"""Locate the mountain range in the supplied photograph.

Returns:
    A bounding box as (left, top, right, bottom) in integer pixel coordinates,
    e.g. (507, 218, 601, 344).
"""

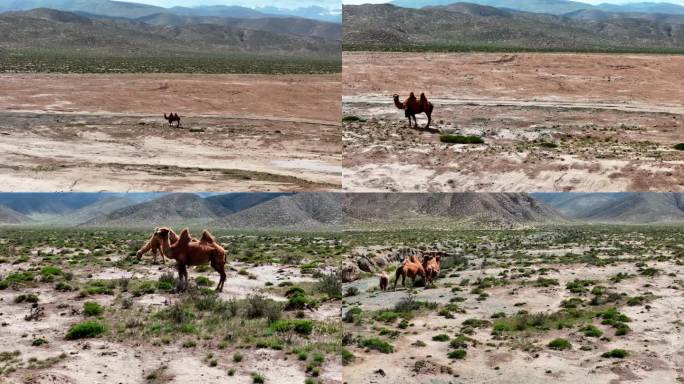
(0, 192, 339, 230)
(0, 8, 340, 56)
(0, 0, 341, 23)
(389, 0, 684, 15)
(533, 193, 684, 223)
(343, 2, 684, 51)
(1, 193, 682, 228)
(344, 193, 564, 228)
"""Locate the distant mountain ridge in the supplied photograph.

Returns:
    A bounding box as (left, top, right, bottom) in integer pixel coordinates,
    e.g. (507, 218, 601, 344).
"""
(0, 192, 342, 230)
(0, 8, 340, 56)
(0, 0, 341, 22)
(534, 193, 684, 223)
(0, 204, 31, 224)
(344, 193, 564, 228)
(389, 0, 684, 16)
(344, 2, 684, 51)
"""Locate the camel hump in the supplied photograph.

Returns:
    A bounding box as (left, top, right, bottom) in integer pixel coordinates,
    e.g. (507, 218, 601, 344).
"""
(419, 93, 430, 107)
(178, 228, 192, 244)
(200, 230, 215, 244)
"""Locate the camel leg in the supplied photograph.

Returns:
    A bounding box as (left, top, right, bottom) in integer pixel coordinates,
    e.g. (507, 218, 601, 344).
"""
(177, 263, 188, 291)
(211, 259, 226, 292)
(426, 112, 432, 129)
(136, 240, 153, 259)
(152, 248, 158, 264)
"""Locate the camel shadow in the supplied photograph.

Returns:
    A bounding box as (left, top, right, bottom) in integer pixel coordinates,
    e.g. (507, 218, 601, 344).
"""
(411, 126, 440, 134)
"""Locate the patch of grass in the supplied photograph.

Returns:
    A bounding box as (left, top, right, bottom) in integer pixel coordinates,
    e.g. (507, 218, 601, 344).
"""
(269, 319, 314, 336)
(440, 134, 484, 144)
(548, 338, 572, 350)
(0, 271, 34, 289)
(360, 337, 394, 353)
(14, 293, 39, 303)
(581, 325, 603, 338)
(65, 321, 105, 340)
(447, 349, 467, 359)
(432, 334, 450, 342)
(83, 301, 104, 316)
(341, 348, 355, 365)
(195, 276, 212, 287)
(252, 372, 266, 383)
(342, 115, 366, 123)
(233, 352, 244, 362)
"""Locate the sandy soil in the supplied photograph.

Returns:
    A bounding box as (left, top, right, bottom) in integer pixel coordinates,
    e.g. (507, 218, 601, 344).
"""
(0, 74, 341, 192)
(343, 256, 683, 384)
(342, 52, 684, 192)
(0, 240, 340, 384)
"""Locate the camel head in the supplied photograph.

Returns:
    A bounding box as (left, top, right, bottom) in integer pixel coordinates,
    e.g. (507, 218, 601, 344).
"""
(393, 94, 405, 110)
(157, 227, 171, 239)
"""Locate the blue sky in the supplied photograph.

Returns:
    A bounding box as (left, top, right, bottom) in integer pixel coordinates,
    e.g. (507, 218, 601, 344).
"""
(341, 0, 684, 4)
(120, 0, 341, 9)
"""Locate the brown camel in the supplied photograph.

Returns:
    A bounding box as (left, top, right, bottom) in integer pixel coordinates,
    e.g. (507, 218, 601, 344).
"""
(393, 255, 426, 290)
(137, 227, 205, 264)
(164, 112, 181, 127)
(136, 227, 179, 264)
(379, 271, 389, 291)
(422, 252, 444, 287)
(158, 228, 227, 292)
(393, 92, 434, 129)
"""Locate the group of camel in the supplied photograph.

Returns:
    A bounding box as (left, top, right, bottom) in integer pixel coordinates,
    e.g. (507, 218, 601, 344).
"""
(136, 227, 227, 292)
(378, 251, 445, 291)
(393, 92, 434, 130)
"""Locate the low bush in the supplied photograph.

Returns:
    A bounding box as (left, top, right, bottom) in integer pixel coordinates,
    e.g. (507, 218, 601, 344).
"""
(66, 321, 105, 339)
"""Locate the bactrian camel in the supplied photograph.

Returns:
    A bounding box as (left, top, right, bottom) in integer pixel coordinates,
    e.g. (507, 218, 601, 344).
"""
(393, 254, 426, 290)
(157, 228, 227, 292)
(393, 92, 434, 129)
(164, 113, 181, 127)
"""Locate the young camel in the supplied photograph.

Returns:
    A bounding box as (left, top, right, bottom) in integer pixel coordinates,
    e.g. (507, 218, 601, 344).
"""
(158, 228, 227, 292)
(378, 271, 389, 291)
(393, 255, 426, 290)
(393, 92, 434, 129)
(136, 227, 179, 264)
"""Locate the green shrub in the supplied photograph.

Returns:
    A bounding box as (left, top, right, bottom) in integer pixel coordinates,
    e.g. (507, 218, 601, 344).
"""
(360, 338, 393, 353)
(66, 321, 105, 339)
(375, 311, 400, 323)
(341, 348, 355, 365)
(582, 325, 603, 338)
(674, 143, 684, 151)
(432, 334, 450, 342)
(41, 266, 63, 278)
(195, 276, 212, 287)
(83, 301, 103, 316)
(0, 271, 34, 289)
(548, 338, 572, 350)
(269, 319, 313, 336)
(440, 134, 484, 144)
(448, 349, 467, 359)
(252, 373, 265, 383)
(233, 352, 243, 362)
(602, 349, 629, 358)
(539, 142, 559, 149)
(14, 293, 39, 303)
